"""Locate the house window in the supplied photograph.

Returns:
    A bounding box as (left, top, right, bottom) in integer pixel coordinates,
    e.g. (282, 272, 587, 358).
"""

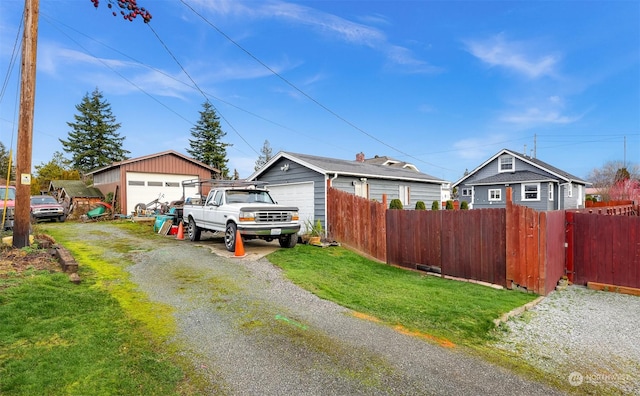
(499, 156, 514, 172)
(399, 185, 410, 206)
(522, 183, 540, 201)
(128, 181, 144, 186)
(548, 183, 553, 201)
(462, 188, 472, 196)
(148, 181, 163, 187)
(166, 182, 179, 187)
(488, 189, 501, 201)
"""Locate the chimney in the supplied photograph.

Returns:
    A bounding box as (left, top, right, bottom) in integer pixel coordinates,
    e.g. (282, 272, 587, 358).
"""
(356, 152, 365, 162)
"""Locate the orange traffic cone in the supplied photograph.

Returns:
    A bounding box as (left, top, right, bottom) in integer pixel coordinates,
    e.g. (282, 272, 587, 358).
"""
(233, 229, 246, 257)
(176, 221, 185, 240)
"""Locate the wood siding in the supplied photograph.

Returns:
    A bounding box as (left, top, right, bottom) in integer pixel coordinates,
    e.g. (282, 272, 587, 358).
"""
(92, 152, 214, 215)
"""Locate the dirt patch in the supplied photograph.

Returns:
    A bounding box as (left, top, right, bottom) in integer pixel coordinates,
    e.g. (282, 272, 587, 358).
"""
(0, 234, 62, 277)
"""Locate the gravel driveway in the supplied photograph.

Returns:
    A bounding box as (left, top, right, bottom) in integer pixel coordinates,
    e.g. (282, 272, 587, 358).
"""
(118, 230, 565, 396)
(493, 285, 640, 395)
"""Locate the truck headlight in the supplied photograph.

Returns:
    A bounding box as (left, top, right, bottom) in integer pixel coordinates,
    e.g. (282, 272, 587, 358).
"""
(239, 211, 255, 222)
(291, 212, 299, 221)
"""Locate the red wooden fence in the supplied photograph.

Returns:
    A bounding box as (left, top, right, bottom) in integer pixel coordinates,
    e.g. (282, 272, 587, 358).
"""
(505, 191, 566, 295)
(568, 213, 640, 289)
(327, 187, 386, 262)
(386, 209, 507, 287)
(326, 187, 639, 295)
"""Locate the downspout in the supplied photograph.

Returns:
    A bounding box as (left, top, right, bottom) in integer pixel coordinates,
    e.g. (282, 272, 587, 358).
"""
(326, 173, 339, 237)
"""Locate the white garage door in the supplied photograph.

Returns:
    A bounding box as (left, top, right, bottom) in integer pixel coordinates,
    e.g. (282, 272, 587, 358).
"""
(267, 182, 314, 234)
(126, 172, 199, 214)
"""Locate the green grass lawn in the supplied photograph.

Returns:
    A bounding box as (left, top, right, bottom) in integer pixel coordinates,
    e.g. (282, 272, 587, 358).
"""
(0, 270, 185, 395)
(267, 244, 538, 346)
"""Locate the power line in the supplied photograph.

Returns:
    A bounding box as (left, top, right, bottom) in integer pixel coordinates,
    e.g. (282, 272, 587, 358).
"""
(0, 8, 24, 104)
(179, 0, 453, 173)
(145, 23, 259, 156)
(41, 13, 195, 126)
(37, 13, 351, 160)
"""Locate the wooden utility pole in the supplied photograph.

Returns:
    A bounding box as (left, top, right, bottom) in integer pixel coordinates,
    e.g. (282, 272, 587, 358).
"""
(13, 0, 39, 248)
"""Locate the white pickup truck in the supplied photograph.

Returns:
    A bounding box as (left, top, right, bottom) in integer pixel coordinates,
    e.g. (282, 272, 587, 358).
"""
(181, 180, 300, 252)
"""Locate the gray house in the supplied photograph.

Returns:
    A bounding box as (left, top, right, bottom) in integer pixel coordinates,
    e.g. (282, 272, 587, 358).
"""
(248, 151, 449, 233)
(452, 148, 590, 210)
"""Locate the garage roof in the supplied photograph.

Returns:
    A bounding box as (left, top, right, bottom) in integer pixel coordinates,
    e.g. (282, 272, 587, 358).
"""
(250, 151, 448, 184)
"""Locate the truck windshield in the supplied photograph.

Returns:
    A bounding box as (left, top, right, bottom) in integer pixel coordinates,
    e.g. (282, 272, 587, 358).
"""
(0, 187, 16, 200)
(226, 190, 274, 204)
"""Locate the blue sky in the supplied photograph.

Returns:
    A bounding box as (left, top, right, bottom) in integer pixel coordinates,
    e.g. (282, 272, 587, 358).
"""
(0, 0, 638, 182)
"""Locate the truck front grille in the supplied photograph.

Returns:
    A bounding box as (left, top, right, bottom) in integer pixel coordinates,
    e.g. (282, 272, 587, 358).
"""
(255, 212, 292, 222)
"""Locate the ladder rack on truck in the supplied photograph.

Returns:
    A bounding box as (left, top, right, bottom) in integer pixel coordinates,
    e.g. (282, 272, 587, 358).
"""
(181, 179, 270, 201)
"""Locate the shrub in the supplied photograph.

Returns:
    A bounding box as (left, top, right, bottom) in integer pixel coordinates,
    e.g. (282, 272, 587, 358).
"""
(389, 199, 403, 210)
(415, 201, 426, 210)
(460, 201, 469, 210)
(445, 200, 454, 210)
(431, 201, 439, 210)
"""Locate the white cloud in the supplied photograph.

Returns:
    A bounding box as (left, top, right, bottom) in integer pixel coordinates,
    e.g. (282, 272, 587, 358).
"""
(464, 33, 560, 78)
(499, 95, 585, 126)
(196, 0, 437, 73)
(453, 134, 510, 160)
(500, 108, 580, 125)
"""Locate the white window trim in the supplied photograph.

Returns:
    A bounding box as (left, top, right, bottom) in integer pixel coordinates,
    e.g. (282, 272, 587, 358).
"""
(462, 188, 472, 196)
(488, 188, 502, 201)
(521, 182, 541, 201)
(548, 182, 553, 201)
(498, 155, 514, 173)
(399, 185, 410, 206)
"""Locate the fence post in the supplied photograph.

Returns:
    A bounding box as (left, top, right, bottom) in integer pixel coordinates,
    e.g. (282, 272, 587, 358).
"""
(565, 211, 575, 283)
(505, 187, 514, 289)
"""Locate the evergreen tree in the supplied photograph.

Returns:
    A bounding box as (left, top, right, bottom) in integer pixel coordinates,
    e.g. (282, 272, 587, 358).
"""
(186, 101, 231, 178)
(60, 88, 129, 174)
(0, 142, 15, 181)
(254, 140, 273, 171)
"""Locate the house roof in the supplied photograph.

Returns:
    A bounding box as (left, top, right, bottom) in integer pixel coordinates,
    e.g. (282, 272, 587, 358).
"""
(467, 170, 557, 186)
(452, 148, 590, 188)
(362, 156, 420, 172)
(250, 151, 447, 184)
(48, 180, 103, 198)
(85, 150, 219, 175)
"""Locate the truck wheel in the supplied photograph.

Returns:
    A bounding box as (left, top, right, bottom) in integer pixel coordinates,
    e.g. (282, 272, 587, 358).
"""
(188, 218, 201, 241)
(225, 223, 237, 252)
(278, 234, 298, 248)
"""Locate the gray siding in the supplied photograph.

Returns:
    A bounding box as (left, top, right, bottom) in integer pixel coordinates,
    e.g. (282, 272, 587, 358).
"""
(93, 168, 120, 184)
(256, 158, 326, 227)
(332, 176, 441, 209)
(460, 154, 588, 211)
(467, 181, 557, 211)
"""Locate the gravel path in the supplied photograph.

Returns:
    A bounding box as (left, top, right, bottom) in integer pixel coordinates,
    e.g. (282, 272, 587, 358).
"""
(493, 285, 640, 395)
(122, 235, 564, 396)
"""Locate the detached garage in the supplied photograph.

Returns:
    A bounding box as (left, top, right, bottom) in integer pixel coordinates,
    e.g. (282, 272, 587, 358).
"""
(248, 151, 447, 235)
(88, 150, 219, 216)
